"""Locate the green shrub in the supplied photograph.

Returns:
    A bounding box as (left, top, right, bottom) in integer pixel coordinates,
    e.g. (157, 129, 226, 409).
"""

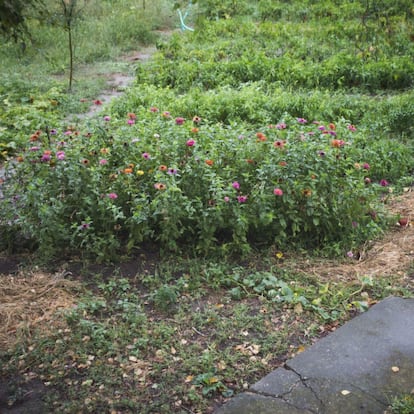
(1, 111, 407, 260)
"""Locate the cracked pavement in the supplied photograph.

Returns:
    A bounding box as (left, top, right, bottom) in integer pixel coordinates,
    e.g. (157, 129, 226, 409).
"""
(215, 296, 414, 414)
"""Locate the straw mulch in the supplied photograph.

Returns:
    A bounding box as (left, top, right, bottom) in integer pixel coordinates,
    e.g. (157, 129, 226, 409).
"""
(0, 271, 80, 350)
(286, 189, 414, 282)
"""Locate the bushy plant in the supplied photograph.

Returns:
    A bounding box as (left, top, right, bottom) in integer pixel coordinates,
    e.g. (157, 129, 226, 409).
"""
(1, 110, 406, 260)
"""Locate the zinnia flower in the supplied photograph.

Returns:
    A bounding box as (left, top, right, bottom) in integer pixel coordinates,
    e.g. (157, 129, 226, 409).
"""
(331, 139, 345, 148)
(273, 140, 285, 149)
(107, 193, 118, 199)
(103, 115, 111, 121)
(276, 123, 287, 129)
(380, 179, 389, 187)
(297, 118, 307, 124)
(347, 124, 357, 132)
(150, 107, 159, 113)
(159, 165, 168, 171)
(99, 159, 108, 165)
(232, 181, 240, 190)
(192, 116, 201, 123)
(56, 151, 65, 160)
(237, 195, 248, 203)
(175, 117, 185, 125)
(256, 132, 267, 142)
(186, 139, 195, 147)
(205, 159, 213, 166)
(154, 183, 167, 190)
(142, 152, 150, 159)
(273, 188, 283, 196)
(167, 168, 178, 175)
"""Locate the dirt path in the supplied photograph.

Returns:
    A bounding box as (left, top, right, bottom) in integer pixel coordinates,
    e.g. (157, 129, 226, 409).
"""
(67, 46, 157, 121)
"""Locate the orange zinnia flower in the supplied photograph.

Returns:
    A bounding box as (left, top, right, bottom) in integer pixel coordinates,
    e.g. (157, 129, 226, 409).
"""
(123, 168, 133, 174)
(256, 132, 267, 142)
(303, 189, 312, 197)
(331, 139, 345, 148)
(159, 165, 168, 171)
(205, 159, 214, 166)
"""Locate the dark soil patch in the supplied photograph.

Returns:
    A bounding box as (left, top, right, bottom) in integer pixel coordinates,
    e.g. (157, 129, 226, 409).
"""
(0, 377, 48, 414)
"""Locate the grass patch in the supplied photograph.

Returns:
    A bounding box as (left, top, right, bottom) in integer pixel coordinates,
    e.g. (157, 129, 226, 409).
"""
(1, 254, 412, 413)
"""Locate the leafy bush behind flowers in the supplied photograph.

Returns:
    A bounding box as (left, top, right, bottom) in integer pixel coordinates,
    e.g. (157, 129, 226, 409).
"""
(1, 109, 407, 261)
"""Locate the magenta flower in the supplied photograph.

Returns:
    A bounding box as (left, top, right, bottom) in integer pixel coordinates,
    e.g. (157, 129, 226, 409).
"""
(363, 163, 370, 170)
(99, 159, 108, 165)
(175, 117, 185, 125)
(142, 152, 150, 159)
(297, 118, 307, 124)
(167, 168, 178, 175)
(56, 151, 65, 160)
(150, 107, 159, 113)
(273, 188, 283, 196)
(224, 196, 230, 203)
(103, 115, 111, 121)
(232, 181, 240, 190)
(379, 179, 389, 187)
(41, 154, 51, 162)
(64, 130, 72, 136)
(276, 123, 287, 130)
(50, 129, 57, 135)
(107, 193, 118, 199)
(127, 119, 135, 125)
(237, 195, 248, 203)
(347, 125, 357, 132)
(29, 146, 40, 151)
(318, 126, 326, 131)
(186, 139, 195, 147)
(346, 251, 354, 258)
(78, 222, 90, 230)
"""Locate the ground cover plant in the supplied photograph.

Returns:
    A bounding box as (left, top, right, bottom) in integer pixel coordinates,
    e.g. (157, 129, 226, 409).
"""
(1, 0, 414, 413)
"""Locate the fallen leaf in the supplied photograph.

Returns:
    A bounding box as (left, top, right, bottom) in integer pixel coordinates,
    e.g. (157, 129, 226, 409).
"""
(391, 366, 400, 373)
(341, 390, 351, 395)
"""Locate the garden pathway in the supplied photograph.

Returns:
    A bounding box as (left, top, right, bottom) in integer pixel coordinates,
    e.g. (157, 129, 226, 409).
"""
(215, 296, 414, 414)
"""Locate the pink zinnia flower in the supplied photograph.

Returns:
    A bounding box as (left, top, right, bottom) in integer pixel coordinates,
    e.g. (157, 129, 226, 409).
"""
(107, 193, 118, 199)
(150, 107, 159, 112)
(379, 179, 389, 187)
(273, 188, 283, 196)
(276, 123, 287, 130)
(99, 159, 108, 165)
(363, 163, 370, 170)
(103, 116, 111, 121)
(127, 119, 135, 125)
(297, 118, 307, 124)
(224, 196, 230, 203)
(175, 117, 185, 125)
(142, 152, 150, 159)
(186, 139, 195, 147)
(348, 124, 357, 132)
(232, 182, 240, 190)
(56, 151, 65, 160)
(237, 195, 248, 203)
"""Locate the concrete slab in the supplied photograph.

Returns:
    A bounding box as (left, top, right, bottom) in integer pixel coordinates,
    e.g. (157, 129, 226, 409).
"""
(215, 296, 414, 414)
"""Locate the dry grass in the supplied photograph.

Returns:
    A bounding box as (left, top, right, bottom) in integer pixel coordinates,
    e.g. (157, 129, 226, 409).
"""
(0, 271, 80, 350)
(286, 189, 414, 282)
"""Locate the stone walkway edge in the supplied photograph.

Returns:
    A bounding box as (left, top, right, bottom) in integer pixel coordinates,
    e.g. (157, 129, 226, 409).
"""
(215, 296, 414, 414)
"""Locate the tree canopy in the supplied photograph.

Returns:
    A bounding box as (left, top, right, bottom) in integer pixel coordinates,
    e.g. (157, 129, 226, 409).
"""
(0, 0, 43, 40)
